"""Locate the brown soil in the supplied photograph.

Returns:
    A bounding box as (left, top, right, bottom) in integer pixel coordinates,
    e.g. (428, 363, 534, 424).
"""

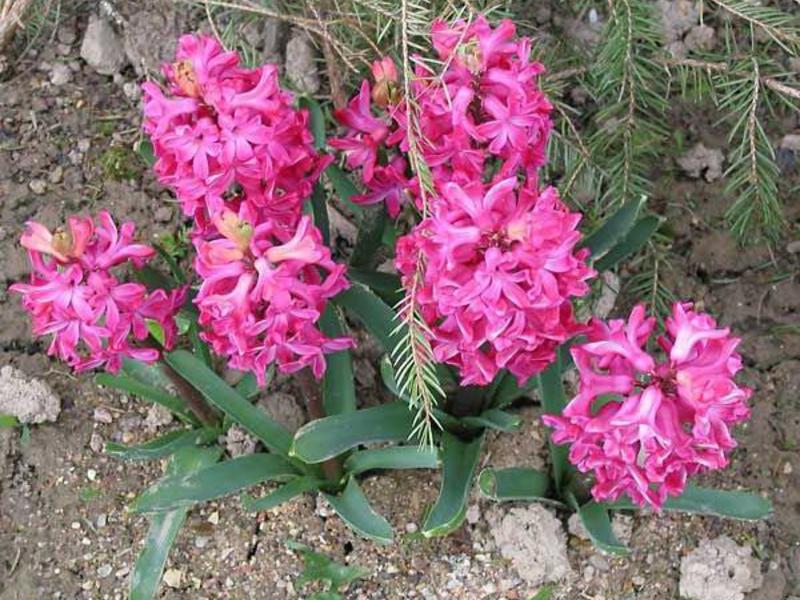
(1, 2, 799, 599)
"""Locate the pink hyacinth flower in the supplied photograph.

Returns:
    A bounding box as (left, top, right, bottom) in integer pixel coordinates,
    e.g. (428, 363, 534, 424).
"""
(11, 213, 186, 373)
(543, 303, 753, 510)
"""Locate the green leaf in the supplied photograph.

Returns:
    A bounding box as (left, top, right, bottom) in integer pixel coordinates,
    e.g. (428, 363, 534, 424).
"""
(478, 467, 550, 501)
(288, 540, 368, 591)
(95, 370, 198, 427)
(422, 432, 484, 537)
(234, 368, 272, 401)
(323, 477, 393, 544)
(344, 446, 439, 476)
(572, 499, 628, 555)
(325, 165, 363, 215)
(603, 485, 773, 520)
(538, 359, 572, 493)
(594, 215, 662, 272)
(311, 182, 331, 246)
(461, 409, 521, 432)
(105, 428, 218, 461)
(528, 586, 555, 600)
(292, 402, 415, 463)
(319, 306, 356, 415)
(350, 205, 387, 269)
(333, 285, 402, 353)
(581, 196, 645, 257)
(136, 139, 155, 167)
(129, 446, 220, 600)
(133, 453, 298, 513)
(242, 476, 325, 512)
(165, 350, 293, 456)
(346, 268, 403, 306)
(152, 242, 186, 284)
(0, 414, 18, 428)
(299, 96, 326, 150)
(491, 371, 538, 408)
(135, 265, 175, 291)
(187, 319, 213, 366)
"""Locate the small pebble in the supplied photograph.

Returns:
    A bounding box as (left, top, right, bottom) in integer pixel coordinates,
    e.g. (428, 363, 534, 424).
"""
(93, 407, 113, 424)
(50, 63, 72, 86)
(405, 523, 418, 534)
(787, 240, 800, 254)
(96, 514, 107, 528)
(163, 568, 183, 588)
(784, 461, 793, 475)
(97, 563, 113, 578)
(49, 165, 64, 184)
(208, 511, 220, 525)
(29, 179, 47, 195)
(154, 206, 173, 223)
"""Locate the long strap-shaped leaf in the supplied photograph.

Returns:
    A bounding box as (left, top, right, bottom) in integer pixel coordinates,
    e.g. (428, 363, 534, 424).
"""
(478, 467, 550, 502)
(594, 215, 662, 272)
(323, 477, 393, 544)
(422, 432, 484, 537)
(242, 475, 325, 512)
(292, 402, 416, 463)
(333, 285, 404, 353)
(319, 306, 356, 416)
(581, 196, 645, 257)
(570, 495, 628, 555)
(538, 358, 572, 493)
(603, 485, 773, 520)
(165, 350, 293, 456)
(105, 428, 218, 461)
(344, 446, 439, 476)
(132, 453, 298, 513)
(130, 446, 220, 600)
(95, 371, 197, 426)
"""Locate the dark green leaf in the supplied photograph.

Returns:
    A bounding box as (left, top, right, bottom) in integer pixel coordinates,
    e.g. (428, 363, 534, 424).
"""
(325, 165, 363, 215)
(478, 467, 550, 501)
(461, 409, 521, 432)
(581, 196, 645, 257)
(350, 205, 387, 269)
(152, 242, 186, 284)
(594, 215, 662, 272)
(0, 414, 18, 428)
(95, 370, 198, 426)
(422, 432, 484, 537)
(347, 268, 403, 305)
(105, 428, 218, 461)
(188, 319, 213, 366)
(299, 96, 326, 149)
(292, 402, 415, 463)
(344, 446, 439, 476)
(319, 306, 356, 415)
(133, 453, 298, 513)
(136, 139, 155, 167)
(130, 446, 220, 600)
(135, 265, 175, 291)
(572, 499, 628, 555)
(243, 476, 325, 512)
(323, 477, 393, 544)
(333, 285, 402, 353)
(165, 350, 293, 456)
(288, 540, 368, 591)
(538, 359, 572, 493)
(492, 371, 538, 408)
(603, 485, 773, 520)
(311, 183, 330, 246)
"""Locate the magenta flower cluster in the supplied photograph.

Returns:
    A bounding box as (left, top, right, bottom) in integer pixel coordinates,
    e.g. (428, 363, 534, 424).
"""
(395, 180, 594, 386)
(142, 34, 350, 383)
(330, 15, 553, 217)
(333, 16, 591, 386)
(543, 303, 752, 509)
(10, 213, 185, 372)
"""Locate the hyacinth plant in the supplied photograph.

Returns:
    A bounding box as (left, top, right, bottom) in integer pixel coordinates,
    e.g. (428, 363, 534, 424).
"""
(10, 16, 772, 600)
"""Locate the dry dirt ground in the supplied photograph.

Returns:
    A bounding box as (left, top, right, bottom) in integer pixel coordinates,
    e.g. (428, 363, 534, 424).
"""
(1, 2, 799, 599)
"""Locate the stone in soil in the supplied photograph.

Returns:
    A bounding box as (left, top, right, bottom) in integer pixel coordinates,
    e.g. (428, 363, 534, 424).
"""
(285, 30, 320, 94)
(487, 504, 572, 588)
(0, 365, 60, 424)
(80, 15, 127, 75)
(123, 9, 184, 76)
(677, 143, 725, 182)
(258, 392, 305, 433)
(679, 536, 763, 600)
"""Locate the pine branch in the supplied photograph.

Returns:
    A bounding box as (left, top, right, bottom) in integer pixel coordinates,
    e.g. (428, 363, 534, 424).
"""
(707, 0, 800, 54)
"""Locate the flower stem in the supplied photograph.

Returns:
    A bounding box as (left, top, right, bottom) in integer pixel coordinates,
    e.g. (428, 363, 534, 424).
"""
(295, 367, 342, 483)
(159, 360, 221, 428)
